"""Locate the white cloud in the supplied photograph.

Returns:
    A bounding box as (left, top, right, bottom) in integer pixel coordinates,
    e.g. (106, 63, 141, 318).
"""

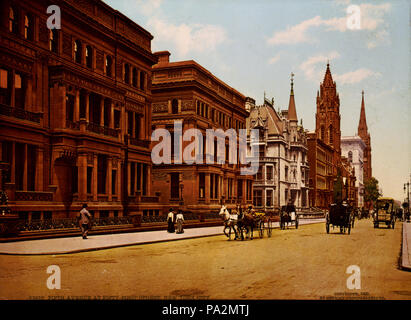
(299, 52, 380, 84)
(267, 3, 391, 47)
(148, 18, 227, 58)
(136, 0, 163, 16)
(300, 51, 341, 80)
(268, 54, 281, 65)
(334, 68, 381, 84)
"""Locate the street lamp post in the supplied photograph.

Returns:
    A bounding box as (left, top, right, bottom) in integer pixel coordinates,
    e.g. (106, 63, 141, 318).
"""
(404, 181, 410, 221)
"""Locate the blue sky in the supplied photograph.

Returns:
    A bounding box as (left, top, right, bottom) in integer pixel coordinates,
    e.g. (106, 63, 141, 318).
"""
(104, 0, 410, 201)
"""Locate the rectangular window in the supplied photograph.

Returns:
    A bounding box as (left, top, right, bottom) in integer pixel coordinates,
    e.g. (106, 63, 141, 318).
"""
(114, 110, 120, 129)
(44, 211, 52, 220)
(256, 165, 263, 180)
(253, 189, 262, 207)
(97, 155, 107, 194)
(128, 111, 133, 136)
(112, 170, 116, 195)
(104, 99, 111, 127)
(15, 143, 25, 190)
(199, 173, 205, 198)
(134, 113, 140, 139)
(266, 190, 273, 207)
(130, 162, 135, 195)
(237, 179, 243, 199)
(170, 173, 179, 199)
(87, 167, 93, 194)
(210, 173, 214, 199)
(66, 94, 75, 122)
(266, 166, 273, 180)
(27, 144, 36, 191)
(139, 71, 145, 90)
(136, 163, 141, 192)
(14, 73, 25, 109)
(0, 69, 11, 105)
(142, 164, 147, 196)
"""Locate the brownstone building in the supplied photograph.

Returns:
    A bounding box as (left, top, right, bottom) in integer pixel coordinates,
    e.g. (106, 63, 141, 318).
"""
(151, 51, 253, 216)
(308, 63, 356, 208)
(0, 0, 160, 222)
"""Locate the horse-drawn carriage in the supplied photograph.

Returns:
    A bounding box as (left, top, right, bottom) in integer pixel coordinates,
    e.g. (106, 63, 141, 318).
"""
(373, 197, 395, 229)
(326, 202, 352, 234)
(219, 205, 273, 240)
(279, 204, 299, 229)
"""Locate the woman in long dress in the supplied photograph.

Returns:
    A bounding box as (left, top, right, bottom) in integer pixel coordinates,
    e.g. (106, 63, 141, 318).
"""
(167, 208, 175, 233)
(175, 210, 184, 234)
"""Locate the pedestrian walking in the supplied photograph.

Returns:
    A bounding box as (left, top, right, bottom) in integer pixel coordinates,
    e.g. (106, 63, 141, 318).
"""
(78, 203, 92, 239)
(175, 210, 185, 234)
(167, 208, 175, 233)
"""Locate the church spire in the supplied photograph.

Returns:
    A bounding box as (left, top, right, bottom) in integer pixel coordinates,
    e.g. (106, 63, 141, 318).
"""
(323, 61, 334, 87)
(288, 72, 298, 122)
(358, 90, 368, 135)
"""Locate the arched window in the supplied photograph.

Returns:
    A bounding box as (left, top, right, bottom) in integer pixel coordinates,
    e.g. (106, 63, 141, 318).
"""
(74, 40, 82, 63)
(320, 125, 325, 141)
(9, 7, 18, 34)
(139, 71, 145, 90)
(24, 14, 33, 40)
(328, 125, 333, 145)
(132, 68, 138, 87)
(124, 64, 130, 84)
(105, 55, 113, 77)
(85, 45, 93, 68)
(49, 29, 59, 53)
(171, 99, 178, 114)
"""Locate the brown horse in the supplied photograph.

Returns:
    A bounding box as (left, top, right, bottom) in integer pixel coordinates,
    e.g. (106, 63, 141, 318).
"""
(237, 212, 257, 240)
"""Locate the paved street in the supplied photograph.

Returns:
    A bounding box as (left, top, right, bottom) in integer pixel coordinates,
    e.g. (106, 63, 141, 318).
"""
(0, 219, 410, 300)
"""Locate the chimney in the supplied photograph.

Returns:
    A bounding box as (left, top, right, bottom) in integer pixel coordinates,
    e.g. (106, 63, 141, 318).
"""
(154, 51, 171, 65)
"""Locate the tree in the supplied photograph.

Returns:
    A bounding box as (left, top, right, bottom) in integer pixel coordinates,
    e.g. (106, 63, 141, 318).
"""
(364, 177, 381, 209)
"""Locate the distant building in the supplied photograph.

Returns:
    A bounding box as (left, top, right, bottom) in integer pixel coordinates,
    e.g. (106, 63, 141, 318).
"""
(341, 136, 366, 208)
(307, 63, 357, 208)
(246, 75, 309, 212)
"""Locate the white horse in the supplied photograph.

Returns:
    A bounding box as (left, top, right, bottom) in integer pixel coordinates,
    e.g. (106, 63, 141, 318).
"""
(219, 205, 239, 239)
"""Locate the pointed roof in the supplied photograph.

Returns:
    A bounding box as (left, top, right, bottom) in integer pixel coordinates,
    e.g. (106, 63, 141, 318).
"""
(322, 61, 334, 87)
(288, 72, 298, 122)
(358, 90, 368, 134)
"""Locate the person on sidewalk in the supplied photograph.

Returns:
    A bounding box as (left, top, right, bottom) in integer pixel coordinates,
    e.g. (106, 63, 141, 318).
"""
(167, 208, 175, 233)
(78, 203, 92, 239)
(175, 210, 185, 234)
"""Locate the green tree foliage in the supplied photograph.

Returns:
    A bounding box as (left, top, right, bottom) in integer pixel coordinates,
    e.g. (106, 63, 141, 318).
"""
(364, 177, 381, 207)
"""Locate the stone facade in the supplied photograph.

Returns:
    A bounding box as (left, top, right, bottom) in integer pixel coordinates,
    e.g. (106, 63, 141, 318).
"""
(0, 0, 160, 221)
(341, 136, 366, 208)
(308, 63, 357, 209)
(246, 77, 309, 213)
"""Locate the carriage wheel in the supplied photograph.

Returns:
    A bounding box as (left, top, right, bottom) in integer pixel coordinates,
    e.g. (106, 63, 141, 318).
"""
(267, 220, 272, 237)
(259, 221, 264, 238)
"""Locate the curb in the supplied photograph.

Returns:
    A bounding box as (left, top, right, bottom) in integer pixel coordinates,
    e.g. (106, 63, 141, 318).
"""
(0, 219, 325, 256)
(401, 223, 411, 271)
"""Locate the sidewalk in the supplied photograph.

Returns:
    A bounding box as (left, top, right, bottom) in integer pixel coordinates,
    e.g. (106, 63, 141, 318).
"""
(0, 218, 324, 255)
(402, 222, 411, 271)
